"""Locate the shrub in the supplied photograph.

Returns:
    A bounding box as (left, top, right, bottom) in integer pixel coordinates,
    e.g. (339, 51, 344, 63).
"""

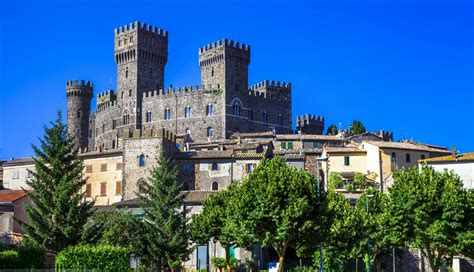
(55, 244, 130, 271)
(344, 182, 355, 192)
(328, 172, 343, 190)
(353, 172, 366, 189)
(0, 242, 45, 269)
(211, 257, 227, 270)
(0, 250, 19, 269)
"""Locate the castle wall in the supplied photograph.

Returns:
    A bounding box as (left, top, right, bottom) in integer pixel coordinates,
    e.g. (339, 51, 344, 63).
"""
(141, 88, 225, 141)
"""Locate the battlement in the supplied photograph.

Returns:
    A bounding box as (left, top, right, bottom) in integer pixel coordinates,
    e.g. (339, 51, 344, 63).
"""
(296, 114, 325, 135)
(97, 90, 116, 99)
(66, 80, 93, 89)
(96, 100, 118, 113)
(143, 85, 218, 100)
(66, 80, 93, 97)
(114, 21, 168, 38)
(249, 80, 291, 90)
(199, 38, 250, 55)
(373, 130, 393, 142)
(123, 127, 176, 142)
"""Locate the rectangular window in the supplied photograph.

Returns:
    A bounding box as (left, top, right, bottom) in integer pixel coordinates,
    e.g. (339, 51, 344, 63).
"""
(102, 123, 105, 133)
(85, 184, 92, 197)
(287, 142, 293, 150)
(116, 163, 122, 170)
(211, 163, 219, 171)
(246, 163, 253, 173)
(12, 170, 19, 179)
(86, 165, 93, 173)
(280, 142, 287, 149)
(101, 163, 107, 172)
(183, 164, 190, 172)
(100, 182, 107, 196)
(248, 109, 253, 120)
(421, 154, 426, 160)
(112, 119, 117, 129)
(344, 156, 350, 166)
(115, 181, 122, 196)
(406, 153, 411, 163)
(26, 170, 33, 178)
(146, 112, 152, 122)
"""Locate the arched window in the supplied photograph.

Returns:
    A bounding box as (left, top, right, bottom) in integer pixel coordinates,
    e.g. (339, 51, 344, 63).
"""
(211, 67, 214, 77)
(206, 104, 214, 116)
(232, 104, 241, 116)
(112, 139, 116, 149)
(77, 109, 82, 118)
(184, 106, 192, 118)
(139, 154, 145, 167)
(128, 89, 132, 97)
(123, 114, 130, 125)
(121, 91, 124, 99)
(207, 127, 213, 137)
(212, 181, 219, 191)
(164, 108, 171, 120)
(125, 67, 129, 78)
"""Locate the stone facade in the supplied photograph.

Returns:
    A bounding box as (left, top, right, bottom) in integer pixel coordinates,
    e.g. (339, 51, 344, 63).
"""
(67, 21, 296, 153)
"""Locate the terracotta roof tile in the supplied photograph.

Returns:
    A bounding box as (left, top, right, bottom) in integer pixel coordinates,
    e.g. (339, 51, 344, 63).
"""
(363, 141, 450, 153)
(420, 152, 474, 163)
(0, 190, 27, 203)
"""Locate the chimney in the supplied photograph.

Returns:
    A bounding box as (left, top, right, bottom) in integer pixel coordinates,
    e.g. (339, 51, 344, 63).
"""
(452, 147, 456, 159)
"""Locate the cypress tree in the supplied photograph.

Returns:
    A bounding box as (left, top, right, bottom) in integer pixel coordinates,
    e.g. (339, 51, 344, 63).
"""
(136, 153, 191, 270)
(16, 112, 94, 252)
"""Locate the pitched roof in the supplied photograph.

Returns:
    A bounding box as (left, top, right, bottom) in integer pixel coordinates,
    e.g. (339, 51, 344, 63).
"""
(0, 190, 27, 203)
(363, 141, 450, 153)
(420, 152, 474, 163)
(115, 190, 216, 208)
(276, 134, 344, 141)
(325, 146, 366, 153)
(174, 150, 265, 159)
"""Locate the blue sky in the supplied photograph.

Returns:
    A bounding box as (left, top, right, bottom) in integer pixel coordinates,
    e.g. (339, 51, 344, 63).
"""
(0, 0, 473, 159)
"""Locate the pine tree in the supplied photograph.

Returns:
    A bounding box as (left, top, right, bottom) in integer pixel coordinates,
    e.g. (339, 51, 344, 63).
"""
(16, 112, 94, 252)
(137, 153, 191, 270)
(326, 124, 338, 135)
(350, 120, 367, 135)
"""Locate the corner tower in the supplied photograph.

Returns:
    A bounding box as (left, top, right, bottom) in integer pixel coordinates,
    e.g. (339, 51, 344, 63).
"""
(199, 39, 250, 93)
(66, 80, 93, 150)
(114, 21, 168, 130)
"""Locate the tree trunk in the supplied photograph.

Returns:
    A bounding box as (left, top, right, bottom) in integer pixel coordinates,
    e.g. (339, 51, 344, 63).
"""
(276, 242, 288, 272)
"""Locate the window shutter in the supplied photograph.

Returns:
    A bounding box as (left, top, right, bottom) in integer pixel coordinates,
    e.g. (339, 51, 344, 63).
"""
(85, 184, 92, 197)
(115, 181, 122, 196)
(101, 163, 107, 172)
(100, 182, 106, 196)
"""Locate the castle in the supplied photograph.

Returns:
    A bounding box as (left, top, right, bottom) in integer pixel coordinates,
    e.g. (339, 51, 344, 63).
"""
(66, 21, 323, 154)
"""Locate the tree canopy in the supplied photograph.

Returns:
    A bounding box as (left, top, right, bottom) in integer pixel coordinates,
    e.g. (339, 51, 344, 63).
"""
(16, 112, 95, 252)
(350, 120, 366, 135)
(326, 124, 338, 135)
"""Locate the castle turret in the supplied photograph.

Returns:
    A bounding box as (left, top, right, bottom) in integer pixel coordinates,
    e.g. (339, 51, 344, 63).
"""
(114, 21, 168, 130)
(296, 114, 324, 135)
(66, 80, 93, 150)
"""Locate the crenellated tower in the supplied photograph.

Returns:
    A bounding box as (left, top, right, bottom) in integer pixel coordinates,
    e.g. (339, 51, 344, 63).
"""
(114, 21, 168, 130)
(199, 39, 250, 94)
(66, 80, 93, 150)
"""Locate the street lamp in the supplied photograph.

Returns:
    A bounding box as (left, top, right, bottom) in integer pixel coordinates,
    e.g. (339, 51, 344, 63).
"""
(316, 156, 328, 272)
(365, 194, 374, 272)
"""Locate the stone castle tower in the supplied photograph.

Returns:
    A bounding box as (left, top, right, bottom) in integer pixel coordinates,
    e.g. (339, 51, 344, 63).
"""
(114, 22, 168, 130)
(66, 21, 298, 153)
(66, 80, 93, 150)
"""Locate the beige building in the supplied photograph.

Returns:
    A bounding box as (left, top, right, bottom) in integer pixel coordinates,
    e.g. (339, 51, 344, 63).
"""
(322, 140, 450, 192)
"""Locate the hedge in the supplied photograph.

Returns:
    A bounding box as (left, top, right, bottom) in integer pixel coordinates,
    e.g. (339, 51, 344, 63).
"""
(55, 244, 130, 271)
(0, 242, 45, 269)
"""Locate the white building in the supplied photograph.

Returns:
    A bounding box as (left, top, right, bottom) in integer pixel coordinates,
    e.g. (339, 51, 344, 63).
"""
(420, 152, 474, 189)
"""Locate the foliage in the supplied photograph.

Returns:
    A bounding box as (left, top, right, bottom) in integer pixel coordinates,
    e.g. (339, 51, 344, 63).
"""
(314, 191, 365, 271)
(211, 257, 237, 270)
(350, 120, 366, 135)
(327, 172, 343, 190)
(0, 241, 45, 269)
(388, 165, 474, 271)
(326, 124, 338, 135)
(15, 112, 95, 252)
(136, 152, 191, 270)
(90, 209, 141, 248)
(353, 172, 366, 188)
(230, 157, 327, 272)
(191, 185, 238, 271)
(344, 182, 355, 192)
(55, 244, 129, 271)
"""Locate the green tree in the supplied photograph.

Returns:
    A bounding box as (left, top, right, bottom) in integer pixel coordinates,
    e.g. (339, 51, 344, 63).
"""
(328, 172, 343, 190)
(389, 165, 474, 271)
(326, 124, 338, 135)
(16, 112, 94, 252)
(315, 191, 365, 271)
(350, 120, 366, 135)
(191, 185, 238, 272)
(137, 153, 191, 270)
(231, 157, 326, 272)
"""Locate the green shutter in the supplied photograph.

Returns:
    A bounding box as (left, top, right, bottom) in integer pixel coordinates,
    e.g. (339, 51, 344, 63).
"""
(344, 156, 350, 166)
(281, 142, 287, 149)
(288, 142, 293, 150)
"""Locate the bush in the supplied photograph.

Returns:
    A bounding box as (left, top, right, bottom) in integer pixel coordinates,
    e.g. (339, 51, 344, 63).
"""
(55, 244, 130, 271)
(328, 173, 343, 190)
(0, 242, 45, 269)
(0, 250, 19, 269)
(353, 172, 366, 189)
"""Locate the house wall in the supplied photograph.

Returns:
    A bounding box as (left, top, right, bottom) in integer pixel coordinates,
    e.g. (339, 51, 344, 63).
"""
(426, 161, 474, 189)
(83, 155, 123, 206)
(2, 163, 35, 190)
